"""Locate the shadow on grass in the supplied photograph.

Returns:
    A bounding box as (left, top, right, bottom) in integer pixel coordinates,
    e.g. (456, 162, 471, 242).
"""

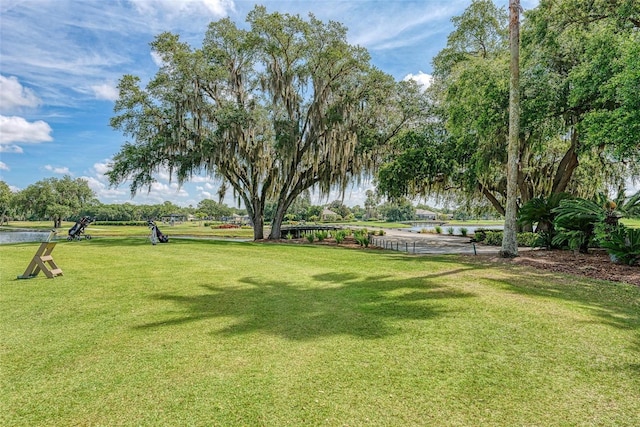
(487, 274, 640, 331)
(135, 269, 476, 340)
(467, 260, 640, 374)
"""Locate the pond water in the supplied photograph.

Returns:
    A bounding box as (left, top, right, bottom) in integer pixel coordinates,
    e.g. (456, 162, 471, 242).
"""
(0, 231, 57, 244)
(409, 225, 503, 236)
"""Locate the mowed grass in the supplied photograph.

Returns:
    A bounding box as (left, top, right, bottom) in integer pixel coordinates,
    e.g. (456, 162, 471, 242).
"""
(1, 238, 639, 426)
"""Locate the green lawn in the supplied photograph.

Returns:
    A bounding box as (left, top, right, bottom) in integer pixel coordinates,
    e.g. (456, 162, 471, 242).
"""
(1, 238, 639, 426)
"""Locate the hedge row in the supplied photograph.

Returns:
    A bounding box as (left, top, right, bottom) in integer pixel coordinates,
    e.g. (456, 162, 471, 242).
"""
(473, 229, 539, 247)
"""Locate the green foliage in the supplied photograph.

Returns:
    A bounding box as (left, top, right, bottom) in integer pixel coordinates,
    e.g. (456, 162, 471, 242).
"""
(0, 181, 13, 220)
(434, 226, 442, 234)
(518, 193, 573, 249)
(516, 232, 539, 248)
(552, 197, 621, 253)
(472, 228, 491, 242)
(478, 230, 538, 247)
(197, 199, 233, 220)
(379, 0, 639, 220)
(447, 227, 454, 235)
(334, 230, 347, 244)
(315, 231, 328, 242)
(14, 176, 95, 227)
(459, 227, 468, 237)
(377, 197, 416, 222)
(483, 231, 503, 246)
(597, 225, 640, 265)
(306, 233, 315, 243)
(353, 229, 370, 247)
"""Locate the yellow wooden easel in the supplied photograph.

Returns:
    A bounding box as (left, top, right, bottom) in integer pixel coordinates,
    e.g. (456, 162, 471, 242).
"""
(18, 242, 63, 279)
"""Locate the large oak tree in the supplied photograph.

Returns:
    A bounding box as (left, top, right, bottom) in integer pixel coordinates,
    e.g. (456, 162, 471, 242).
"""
(378, 0, 639, 218)
(108, 6, 421, 240)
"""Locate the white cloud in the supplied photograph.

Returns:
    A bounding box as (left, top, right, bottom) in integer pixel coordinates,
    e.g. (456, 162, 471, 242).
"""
(0, 161, 9, 171)
(91, 82, 119, 101)
(0, 115, 53, 145)
(404, 71, 432, 90)
(132, 0, 234, 19)
(0, 75, 40, 112)
(82, 175, 127, 199)
(150, 51, 166, 68)
(0, 144, 23, 154)
(44, 165, 71, 175)
(93, 161, 112, 175)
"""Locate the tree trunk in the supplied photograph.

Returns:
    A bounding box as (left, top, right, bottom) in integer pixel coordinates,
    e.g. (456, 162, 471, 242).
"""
(249, 198, 265, 240)
(268, 186, 302, 240)
(269, 203, 287, 240)
(501, 0, 520, 258)
(551, 131, 579, 194)
(479, 184, 506, 216)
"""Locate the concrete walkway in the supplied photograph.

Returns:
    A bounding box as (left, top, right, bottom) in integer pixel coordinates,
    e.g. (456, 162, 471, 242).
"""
(365, 227, 504, 255)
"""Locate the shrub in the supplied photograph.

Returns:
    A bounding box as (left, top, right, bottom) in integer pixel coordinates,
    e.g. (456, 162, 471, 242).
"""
(516, 232, 538, 247)
(434, 226, 442, 234)
(459, 227, 468, 237)
(355, 234, 370, 247)
(315, 230, 328, 241)
(377, 229, 386, 236)
(335, 230, 346, 244)
(447, 227, 454, 235)
(473, 228, 489, 242)
(483, 231, 503, 246)
(598, 226, 640, 265)
(306, 233, 315, 243)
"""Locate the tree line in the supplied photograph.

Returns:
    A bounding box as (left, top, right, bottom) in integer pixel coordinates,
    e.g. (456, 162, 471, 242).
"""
(1, 178, 466, 226)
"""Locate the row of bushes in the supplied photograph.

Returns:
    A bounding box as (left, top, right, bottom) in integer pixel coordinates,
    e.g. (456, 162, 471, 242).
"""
(473, 229, 538, 247)
(289, 228, 383, 247)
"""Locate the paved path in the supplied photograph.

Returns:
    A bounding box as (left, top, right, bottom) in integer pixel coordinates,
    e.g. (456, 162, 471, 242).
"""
(364, 227, 504, 255)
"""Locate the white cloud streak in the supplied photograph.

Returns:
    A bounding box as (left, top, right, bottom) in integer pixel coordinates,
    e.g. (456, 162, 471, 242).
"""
(44, 165, 71, 175)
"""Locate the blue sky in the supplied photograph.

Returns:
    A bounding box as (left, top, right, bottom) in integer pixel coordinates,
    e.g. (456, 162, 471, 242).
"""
(0, 0, 539, 208)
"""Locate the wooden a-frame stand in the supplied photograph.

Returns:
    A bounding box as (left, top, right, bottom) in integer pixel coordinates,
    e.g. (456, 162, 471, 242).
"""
(18, 242, 63, 279)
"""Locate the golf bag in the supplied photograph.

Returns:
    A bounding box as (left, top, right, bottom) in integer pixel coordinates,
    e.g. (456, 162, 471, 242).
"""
(147, 220, 169, 244)
(67, 216, 93, 240)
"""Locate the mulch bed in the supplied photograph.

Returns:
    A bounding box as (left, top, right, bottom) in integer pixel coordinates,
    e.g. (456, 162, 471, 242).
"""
(470, 249, 640, 287)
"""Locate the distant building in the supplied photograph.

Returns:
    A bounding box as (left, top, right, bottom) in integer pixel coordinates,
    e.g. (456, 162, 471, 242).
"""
(321, 208, 338, 221)
(415, 209, 437, 220)
(161, 213, 186, 224)
(222, 214, 251, 225)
